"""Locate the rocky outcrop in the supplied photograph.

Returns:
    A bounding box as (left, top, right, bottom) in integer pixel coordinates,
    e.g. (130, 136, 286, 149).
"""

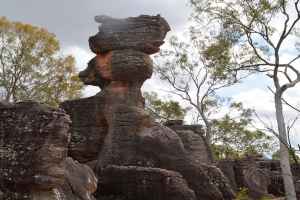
(0, 100, 71, 191)
(217, 157, 300, 199)
(95, 166, 196, 200)
(61, 14, 236, 200)
(0, 100, 97, 200)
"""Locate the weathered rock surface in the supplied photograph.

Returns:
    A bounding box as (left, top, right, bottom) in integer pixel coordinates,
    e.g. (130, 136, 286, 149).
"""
(217, 159, 238, 194)
(0, 100, 97, 200)
(201, 164, 237, 199)
(0, 100, 71, 191)
(166, 122, 215, 164)
(89, 15, 171, 55)
(171, 130, 208, 164)
(60, 96, 107, 167)
(95, 166, 196, 200)
(61, 14, 237, 200)
(58, 157, 98, 200)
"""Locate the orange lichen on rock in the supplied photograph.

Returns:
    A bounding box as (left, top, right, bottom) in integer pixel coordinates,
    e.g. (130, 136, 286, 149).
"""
(95, 52, 112, 80)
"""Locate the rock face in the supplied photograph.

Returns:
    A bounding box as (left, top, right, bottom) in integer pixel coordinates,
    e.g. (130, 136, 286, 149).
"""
(60, 96, 107, 167)
(0, 100, 71, 191)
(0, 100, 97, 200)
(61, 14, 236, 200)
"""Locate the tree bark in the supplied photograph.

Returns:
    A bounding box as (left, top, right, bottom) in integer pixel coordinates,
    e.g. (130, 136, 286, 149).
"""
(275, 91, 296, 200)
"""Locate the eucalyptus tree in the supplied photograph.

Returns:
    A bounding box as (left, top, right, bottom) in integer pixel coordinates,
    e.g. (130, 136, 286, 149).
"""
(0, 16, 83, 105)
(188, 0, 300, 198)
(154, 34, 246, 163)
(143, 91, 191, 124)
(211, 102, 277, 163)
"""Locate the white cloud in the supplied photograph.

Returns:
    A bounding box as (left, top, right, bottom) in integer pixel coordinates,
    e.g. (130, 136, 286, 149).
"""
(62, 46, 94, 71)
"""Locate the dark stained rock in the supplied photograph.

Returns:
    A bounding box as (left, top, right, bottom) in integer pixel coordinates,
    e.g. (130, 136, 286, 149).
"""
(167, 124, 205, 135)
(173, 130, 209, 164)
(217, 159, 238, 193)
(0, 100, 71, 191)
(60, 96, 108, 167)
(163, 120, 184, 126)
(166, 124, 215, 164)
(201, 164, 237, 199)
(95, 166, 196, 200)
(97, 124, 228, 199)
(234, 158, 271, 199)
(89, 15, 171, 55)
(58, 157, 98, 200)
(0, 157, 98, 200)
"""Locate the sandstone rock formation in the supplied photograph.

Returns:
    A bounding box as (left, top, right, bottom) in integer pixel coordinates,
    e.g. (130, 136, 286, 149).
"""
(58, 157, 98, 200)
(0, 100, 97, 200)
(217, 157, 300, 199)
(0, 100, 71, 191)
(164, 121, 209, 164)
(95, 166, 196, 200)
(61, 14, 236, 200)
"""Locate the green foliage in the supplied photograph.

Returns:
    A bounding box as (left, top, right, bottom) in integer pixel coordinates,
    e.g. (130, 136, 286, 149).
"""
(236, 187, 250, 200)
(212, 102, 277, 163)
(0, 16, 84, 105)
(143, 91, 191, 124)
(272, 148, 300, 163)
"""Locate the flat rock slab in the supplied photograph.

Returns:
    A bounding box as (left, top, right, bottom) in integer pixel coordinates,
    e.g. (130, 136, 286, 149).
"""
(89, 15, 170, 55)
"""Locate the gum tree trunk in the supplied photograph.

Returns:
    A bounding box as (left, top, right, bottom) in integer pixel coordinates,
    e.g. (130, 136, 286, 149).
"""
(275, 90, 296, 200)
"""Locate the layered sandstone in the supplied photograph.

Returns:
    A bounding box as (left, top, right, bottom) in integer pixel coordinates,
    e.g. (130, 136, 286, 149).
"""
(61, 14, 236, 200)
(0, 100, 97, 200)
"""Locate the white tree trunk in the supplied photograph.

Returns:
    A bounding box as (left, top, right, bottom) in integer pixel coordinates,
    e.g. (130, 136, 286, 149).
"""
(275, 92, 296, 200)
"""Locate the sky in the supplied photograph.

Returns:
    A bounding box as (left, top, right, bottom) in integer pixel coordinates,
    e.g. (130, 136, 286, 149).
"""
(1, 0, 300, 151)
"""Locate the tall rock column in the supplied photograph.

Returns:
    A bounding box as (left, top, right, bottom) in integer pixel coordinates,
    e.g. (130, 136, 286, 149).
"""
(62, 14, 236, 200)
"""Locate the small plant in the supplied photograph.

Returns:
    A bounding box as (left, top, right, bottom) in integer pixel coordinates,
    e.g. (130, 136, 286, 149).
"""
(236, 187, 250, 200)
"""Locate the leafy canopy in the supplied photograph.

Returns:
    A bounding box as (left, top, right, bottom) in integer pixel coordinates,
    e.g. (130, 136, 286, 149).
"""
(143, 91, 191, 124)
(0, 16, 84, 105)
(211, 102, 276, 162)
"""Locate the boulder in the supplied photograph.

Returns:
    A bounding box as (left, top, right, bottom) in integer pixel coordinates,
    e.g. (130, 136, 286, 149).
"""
(217, 159, 238, 193)
(58, 157, 98, 200)
(172, 130, 209, 164)
(95, 166, 196, 200)
(234, 158, 271, 199)
(0, 100, 71, 191)
(89, 15, 171, 55)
